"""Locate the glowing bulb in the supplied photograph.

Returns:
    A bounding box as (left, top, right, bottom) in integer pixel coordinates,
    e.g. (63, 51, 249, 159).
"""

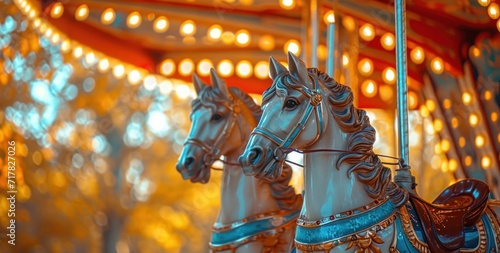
(236, 61, 253, 78)
(443, 99, 451, 109)
(101, 8, 115, 25)
(359, 23, 375, 41)
(488, 3, 499, 19)
(459, 137, 466, 147)
(491, 112, 498, 122)
(259, 35, 275, 51)
(426, 99, 436, 112)
(235, 30, 251, 47)
(497, 19, 500, 32)
(255, 61, 269, 79)
(75, 4, 89, 21)
(208, 25, 222, 40)
(462, 92, 472, 105)
(441, 139, 451, 152)
(73, 46, 83, 58)
(448, 159, 457, 172)
(408, 91, 418, 109)
(50, 33, 60, 44)
(469, 113, 479, 126)
(380, 33, 395, 50)
(217, 60, 234, 77)
(324, 10, 335, 24)
(160, 59, 175, 76)
(127, 70, 142, 84)
(410, 47, 425, 64)
(358, 58, 373, 76)
(434, 119, 443, 132)
(113, 64, 125, 78)
(153, 16, 169, 33)
(342, 53, 349, 66)
(430, 57, 444, 74)
(478, 0, 490, 7)
(280, 0, 295, 10)
(143, 75, 157, 91)
(361, 80, 377, 98)
(197, 59, 213, 76)
(475, 135, 485, 147)
(379, 85, 393, 102)
(61, 40, 70, 52)
(285, 39, 300, 55)
(420, 105, 429, 117)
(470, 46, 481, 58)
(179, 59, 194, 76)
(127, 12, 142, 28)
(484, 90, 492, 100)
(180, 20, 196, 36)
(464, 156, 472, 166)
(451, 117, 459, 128)
(382, 67, 396, 84)
(50, 2, 63, 19)
(342, 16, 356, 31)
(221, 31, 235, 45)
(481, 156, 491, 169)
(85, 52, 95, 65)
(98, 58, 109, 72)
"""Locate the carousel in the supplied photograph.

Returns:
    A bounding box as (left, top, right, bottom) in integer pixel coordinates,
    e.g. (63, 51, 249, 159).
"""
(0, 0, 499, 252)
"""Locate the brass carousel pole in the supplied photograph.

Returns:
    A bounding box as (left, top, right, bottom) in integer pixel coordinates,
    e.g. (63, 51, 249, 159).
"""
(394, 0, 417, 194)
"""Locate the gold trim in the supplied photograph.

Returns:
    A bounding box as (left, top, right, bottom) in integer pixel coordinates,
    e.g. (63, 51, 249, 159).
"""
(399, 205, 490, 253)
(485, 206, 500, 249)
(209, 218, 297, 252)
(297, 197, 389, 227)
(294, 213, 397, 252)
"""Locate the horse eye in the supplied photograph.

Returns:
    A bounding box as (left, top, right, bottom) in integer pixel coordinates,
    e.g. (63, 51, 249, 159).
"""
(284, 99, 299, 109)
(211, 114, 222, 121)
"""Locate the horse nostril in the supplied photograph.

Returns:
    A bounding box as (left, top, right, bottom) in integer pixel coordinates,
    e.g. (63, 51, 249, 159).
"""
(249, 148, 262, 165)
(185, 157, 194, 168)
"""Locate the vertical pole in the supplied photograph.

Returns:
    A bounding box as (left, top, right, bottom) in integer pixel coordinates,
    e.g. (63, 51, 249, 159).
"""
(301, 0, 311, 65)
(326, 21, 335, 76)
(310, 0, 318, 67)
(394, 0, 416, 193)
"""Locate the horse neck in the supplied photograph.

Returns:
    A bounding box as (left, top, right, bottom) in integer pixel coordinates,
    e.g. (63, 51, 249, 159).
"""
(215, 112, 280, 225)
(302, 115, 373, 221)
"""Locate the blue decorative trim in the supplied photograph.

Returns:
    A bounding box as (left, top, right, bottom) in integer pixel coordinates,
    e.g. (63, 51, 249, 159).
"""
(210, 210, 300, 246)
(295, 199, 395, 244)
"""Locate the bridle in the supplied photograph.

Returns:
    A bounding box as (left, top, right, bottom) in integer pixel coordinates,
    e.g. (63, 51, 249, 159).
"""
(250, 74, 325, 175)
(184, 97, 243, 169)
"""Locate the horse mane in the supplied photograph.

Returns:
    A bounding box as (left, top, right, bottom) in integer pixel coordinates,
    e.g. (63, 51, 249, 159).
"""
(263, 68, 407, 207)
(193, 85, 302, 211)
(313, 68, 408, 207)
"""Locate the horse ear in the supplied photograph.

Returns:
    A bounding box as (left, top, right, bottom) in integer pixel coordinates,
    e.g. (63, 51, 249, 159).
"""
(210, 68, 230, 99)
(287, 51, 309, 86)
(192, 73, 206, 95)
(269, 56, 288, 80)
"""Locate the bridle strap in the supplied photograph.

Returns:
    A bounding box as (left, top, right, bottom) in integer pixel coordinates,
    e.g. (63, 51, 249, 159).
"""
(251, 75, 325, 164)
(184, 99, 242, 167)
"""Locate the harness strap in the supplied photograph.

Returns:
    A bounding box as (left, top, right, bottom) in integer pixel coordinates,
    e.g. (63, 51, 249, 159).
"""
(184, 99, 243, 167)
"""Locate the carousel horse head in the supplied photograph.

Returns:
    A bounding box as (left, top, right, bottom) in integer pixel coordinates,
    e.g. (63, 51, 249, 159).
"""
(176, 68, 262, 183)
(239, 52, 335, 179)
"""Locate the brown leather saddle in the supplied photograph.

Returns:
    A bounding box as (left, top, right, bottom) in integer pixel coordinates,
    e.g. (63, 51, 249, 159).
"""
(409, 179, 490, 253)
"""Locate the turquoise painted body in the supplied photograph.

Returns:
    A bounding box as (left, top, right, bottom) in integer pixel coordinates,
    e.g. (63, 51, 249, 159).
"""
(295, 200, 395, 245)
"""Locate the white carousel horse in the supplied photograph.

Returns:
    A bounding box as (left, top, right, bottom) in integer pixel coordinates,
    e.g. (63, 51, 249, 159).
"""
(239, 52, 500, 253)
(176, 69, 303, 253)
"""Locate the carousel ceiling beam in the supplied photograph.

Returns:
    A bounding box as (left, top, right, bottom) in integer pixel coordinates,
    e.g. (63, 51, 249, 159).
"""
(42, 2, 156, 71)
